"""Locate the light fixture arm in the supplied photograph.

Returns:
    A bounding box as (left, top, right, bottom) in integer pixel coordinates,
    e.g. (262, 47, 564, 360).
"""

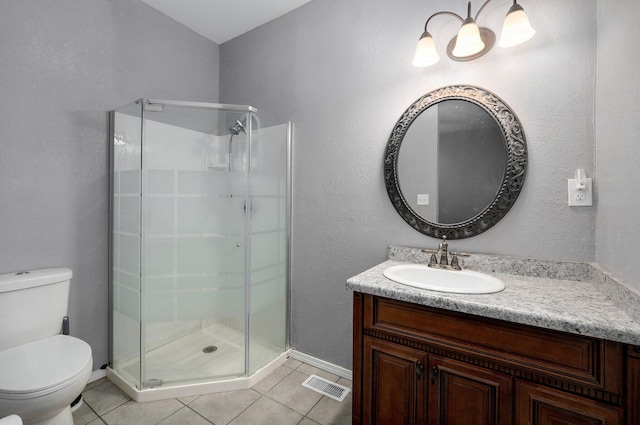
(421, 0, 495, 32)
(422, 11, 464, 33)
(474, 0, 493, 21)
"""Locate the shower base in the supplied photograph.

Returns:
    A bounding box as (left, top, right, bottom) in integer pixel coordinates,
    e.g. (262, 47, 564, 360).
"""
(107, 323, 288, 402)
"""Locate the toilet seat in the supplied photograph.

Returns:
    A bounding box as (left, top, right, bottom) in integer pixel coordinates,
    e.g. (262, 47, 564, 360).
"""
(0, 335, 92, 400)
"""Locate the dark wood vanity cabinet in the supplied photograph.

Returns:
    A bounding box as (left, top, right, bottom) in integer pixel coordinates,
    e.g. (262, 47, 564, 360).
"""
(352, 293, 637, 425)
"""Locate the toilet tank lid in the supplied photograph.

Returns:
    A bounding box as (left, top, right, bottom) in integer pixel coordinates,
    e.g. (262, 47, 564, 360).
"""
(0, 268, 72, 293)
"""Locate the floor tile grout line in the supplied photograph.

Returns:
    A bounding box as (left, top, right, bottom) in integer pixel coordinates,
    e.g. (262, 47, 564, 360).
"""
(255, 365, 294, 395)
(153, 404, 215, 425)
(156, 401, 191, 425)
(82, 401, 102, 425)
(177, 394, 201, 406)
(182, 404, 216, 425)
(258, 367, 332, 418)
(84, 381, 132, 418)
(260, 389, 323, 419)
(302, 393, 327, 422)
(91, 397, 130, 419)
(261, 392, 303, 415)
(202, 388, 264, 425)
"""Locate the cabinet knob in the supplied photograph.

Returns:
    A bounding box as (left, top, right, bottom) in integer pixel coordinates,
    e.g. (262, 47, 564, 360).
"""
(416, 361, 424, 379)
(430, 367, 438, 384)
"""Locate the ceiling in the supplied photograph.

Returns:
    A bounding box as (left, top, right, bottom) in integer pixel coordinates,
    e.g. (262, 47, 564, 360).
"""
(139, 0, 314, 44)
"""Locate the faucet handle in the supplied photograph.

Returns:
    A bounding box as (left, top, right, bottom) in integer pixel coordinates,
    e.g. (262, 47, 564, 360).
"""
(421, 249, 438, 266)
(449, 252, 470, 270)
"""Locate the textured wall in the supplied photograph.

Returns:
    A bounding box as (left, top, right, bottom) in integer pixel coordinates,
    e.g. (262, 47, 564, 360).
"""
(595, 0, 640, 289)
(220, 0, 598, 369)
(0, 0, 219, 370)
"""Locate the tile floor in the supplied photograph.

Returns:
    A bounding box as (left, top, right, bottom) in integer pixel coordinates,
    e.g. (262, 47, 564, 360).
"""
(72, 358, 352, 425)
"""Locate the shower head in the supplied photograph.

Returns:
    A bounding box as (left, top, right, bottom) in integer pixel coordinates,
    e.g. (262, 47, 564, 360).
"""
(229, 116, 247, 135)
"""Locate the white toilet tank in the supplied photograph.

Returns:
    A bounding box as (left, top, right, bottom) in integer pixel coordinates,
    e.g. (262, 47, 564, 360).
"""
(0, 268, 72, 352)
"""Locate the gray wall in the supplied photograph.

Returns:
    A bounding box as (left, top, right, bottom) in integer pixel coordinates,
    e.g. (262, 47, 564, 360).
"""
(4, 0, 635, 377)
(220, 0, 598, 369)
(0, 0, 219, 370)
(595, 0, 640, 290)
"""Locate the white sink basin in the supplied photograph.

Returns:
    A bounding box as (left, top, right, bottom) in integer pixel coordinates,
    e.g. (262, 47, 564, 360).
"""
(383, 264, 505, 294)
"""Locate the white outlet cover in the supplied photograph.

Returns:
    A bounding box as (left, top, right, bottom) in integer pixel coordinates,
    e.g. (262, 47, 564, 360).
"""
(568, 178, 593, 206)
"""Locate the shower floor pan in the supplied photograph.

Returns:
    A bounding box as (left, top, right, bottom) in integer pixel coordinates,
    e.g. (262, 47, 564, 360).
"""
(107, 323, 288, 402)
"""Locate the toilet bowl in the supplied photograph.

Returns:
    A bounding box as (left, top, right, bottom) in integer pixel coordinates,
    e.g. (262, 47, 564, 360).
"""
(0, 269, 93, 425)
(0, 335, 92, 425)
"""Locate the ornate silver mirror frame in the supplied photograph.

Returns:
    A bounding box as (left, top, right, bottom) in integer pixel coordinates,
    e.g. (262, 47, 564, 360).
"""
(384, 85, 527, 239)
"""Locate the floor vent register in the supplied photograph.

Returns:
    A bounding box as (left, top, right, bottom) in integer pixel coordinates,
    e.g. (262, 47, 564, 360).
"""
(301, 374, 350, 402)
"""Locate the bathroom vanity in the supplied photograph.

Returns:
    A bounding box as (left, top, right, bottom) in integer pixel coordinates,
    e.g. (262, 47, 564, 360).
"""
(347, 249, 640, 425)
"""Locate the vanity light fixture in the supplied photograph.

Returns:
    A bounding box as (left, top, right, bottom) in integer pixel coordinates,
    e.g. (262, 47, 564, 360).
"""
(412, 0, 535, 67)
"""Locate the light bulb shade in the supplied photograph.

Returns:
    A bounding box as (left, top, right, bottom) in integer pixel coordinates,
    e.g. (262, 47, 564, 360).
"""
(412, 31, 440, 67)
(498, 3, 535, 48)
(451, 17, 485, 57)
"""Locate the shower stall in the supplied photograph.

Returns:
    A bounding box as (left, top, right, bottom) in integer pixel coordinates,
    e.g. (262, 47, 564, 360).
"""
(108, 99, 291, 401)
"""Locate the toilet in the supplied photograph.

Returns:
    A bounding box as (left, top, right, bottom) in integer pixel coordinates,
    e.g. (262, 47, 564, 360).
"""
(0, 269, 93, 425)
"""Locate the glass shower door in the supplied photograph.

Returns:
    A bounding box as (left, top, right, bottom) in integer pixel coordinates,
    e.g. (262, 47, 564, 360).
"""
(111, 101, 143, 389)
(248, 122, 291, 374)
(140, 103, 251, 386)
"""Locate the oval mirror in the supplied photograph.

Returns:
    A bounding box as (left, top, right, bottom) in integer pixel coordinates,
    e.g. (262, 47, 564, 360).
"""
(384, 85, 527, 239)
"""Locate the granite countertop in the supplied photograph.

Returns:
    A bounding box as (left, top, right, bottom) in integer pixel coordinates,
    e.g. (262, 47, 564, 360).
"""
(346, 247, 640, 346)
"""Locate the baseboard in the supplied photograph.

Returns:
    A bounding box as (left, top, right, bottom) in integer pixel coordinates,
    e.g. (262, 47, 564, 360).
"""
(289, 350, 352, 380)
(88, 368, 107, 383)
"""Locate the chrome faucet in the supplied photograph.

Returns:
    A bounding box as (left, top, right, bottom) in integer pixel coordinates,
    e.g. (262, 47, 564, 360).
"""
(421, 236, 469, 271)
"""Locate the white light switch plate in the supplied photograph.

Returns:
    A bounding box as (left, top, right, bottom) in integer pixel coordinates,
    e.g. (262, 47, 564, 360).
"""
(417, 194, 429, 205)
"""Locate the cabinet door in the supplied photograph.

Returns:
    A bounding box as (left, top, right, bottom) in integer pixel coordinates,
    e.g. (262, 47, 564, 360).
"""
(428, 355, 513, 425)
(627, 350, 640, 425)
(516, 380, 622, 425)
(363, 337, 427, 425)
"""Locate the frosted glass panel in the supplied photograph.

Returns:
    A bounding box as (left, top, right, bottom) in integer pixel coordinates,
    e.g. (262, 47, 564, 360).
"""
(111, 101, 143, 389)
(144, 198, 174, 234)
(249, 122, 290, 374)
